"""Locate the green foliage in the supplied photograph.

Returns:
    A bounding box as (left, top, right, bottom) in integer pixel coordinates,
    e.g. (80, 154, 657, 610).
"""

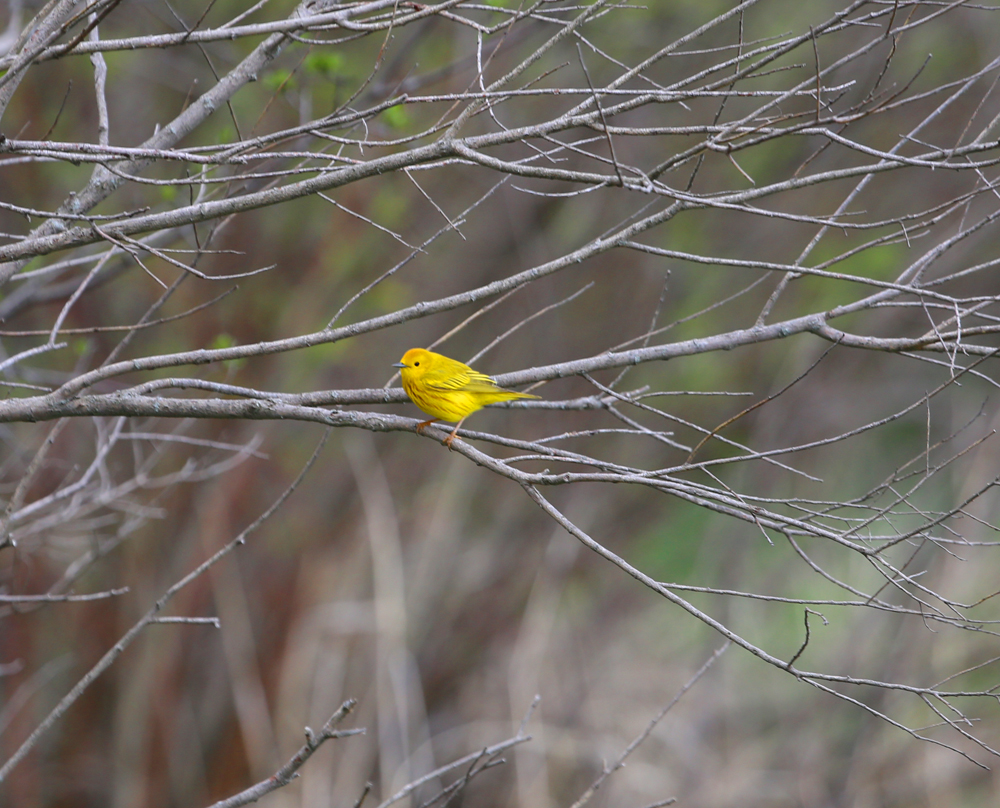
(209, 333, 237, 351)
(263, 68, 296, 92)
(370, 183, 410, 228)
(214, 125, 236, 145)
(796, 238, 908, 315)
(304, 51, 346, 77)
(630, 501, 713, 582)
(382, 103, 411, 130)
(209, 333, 247, 371)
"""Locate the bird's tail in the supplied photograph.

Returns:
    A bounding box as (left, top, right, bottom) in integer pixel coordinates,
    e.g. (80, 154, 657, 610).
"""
(500, 389, 539, 402)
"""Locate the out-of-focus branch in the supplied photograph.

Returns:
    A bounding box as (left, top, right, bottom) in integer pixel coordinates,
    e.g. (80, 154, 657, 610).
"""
(0, 431, 331, 783)
(206, 699, 364, 808)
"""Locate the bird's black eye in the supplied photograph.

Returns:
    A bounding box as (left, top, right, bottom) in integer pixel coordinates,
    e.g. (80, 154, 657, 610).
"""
(414, 361, 420, 366)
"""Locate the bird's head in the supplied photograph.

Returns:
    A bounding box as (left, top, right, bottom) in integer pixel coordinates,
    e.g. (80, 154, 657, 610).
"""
(393, 347, 434, 371)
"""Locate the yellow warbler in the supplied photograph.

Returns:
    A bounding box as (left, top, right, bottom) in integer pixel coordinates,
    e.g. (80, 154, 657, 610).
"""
(393, 348, 539, 447)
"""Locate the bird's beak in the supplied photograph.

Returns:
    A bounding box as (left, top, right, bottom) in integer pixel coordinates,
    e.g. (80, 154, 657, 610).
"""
(392, 362, 408, 368)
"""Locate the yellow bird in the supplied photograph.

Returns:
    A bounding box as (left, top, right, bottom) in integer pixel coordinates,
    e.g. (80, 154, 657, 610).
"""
(393, 348, 539, 447)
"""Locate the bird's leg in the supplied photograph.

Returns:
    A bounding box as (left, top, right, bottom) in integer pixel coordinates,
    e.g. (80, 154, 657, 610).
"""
(443, 418, 466, 449)
(415, 418, 438, 434)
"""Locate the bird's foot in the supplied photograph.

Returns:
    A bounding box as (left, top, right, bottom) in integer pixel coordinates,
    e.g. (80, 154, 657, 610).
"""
(443, 420, 463, 449)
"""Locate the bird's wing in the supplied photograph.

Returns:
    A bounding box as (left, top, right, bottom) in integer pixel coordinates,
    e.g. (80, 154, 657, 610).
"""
(458, 370, 506, 393)
(424, 365, 499, 392)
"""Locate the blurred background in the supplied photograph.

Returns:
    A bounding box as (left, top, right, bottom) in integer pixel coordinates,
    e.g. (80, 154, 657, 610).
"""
(2, 0, 1000, 806)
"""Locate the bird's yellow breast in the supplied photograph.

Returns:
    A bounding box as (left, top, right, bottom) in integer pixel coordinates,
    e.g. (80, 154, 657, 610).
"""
(401, 377, 489, 422)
